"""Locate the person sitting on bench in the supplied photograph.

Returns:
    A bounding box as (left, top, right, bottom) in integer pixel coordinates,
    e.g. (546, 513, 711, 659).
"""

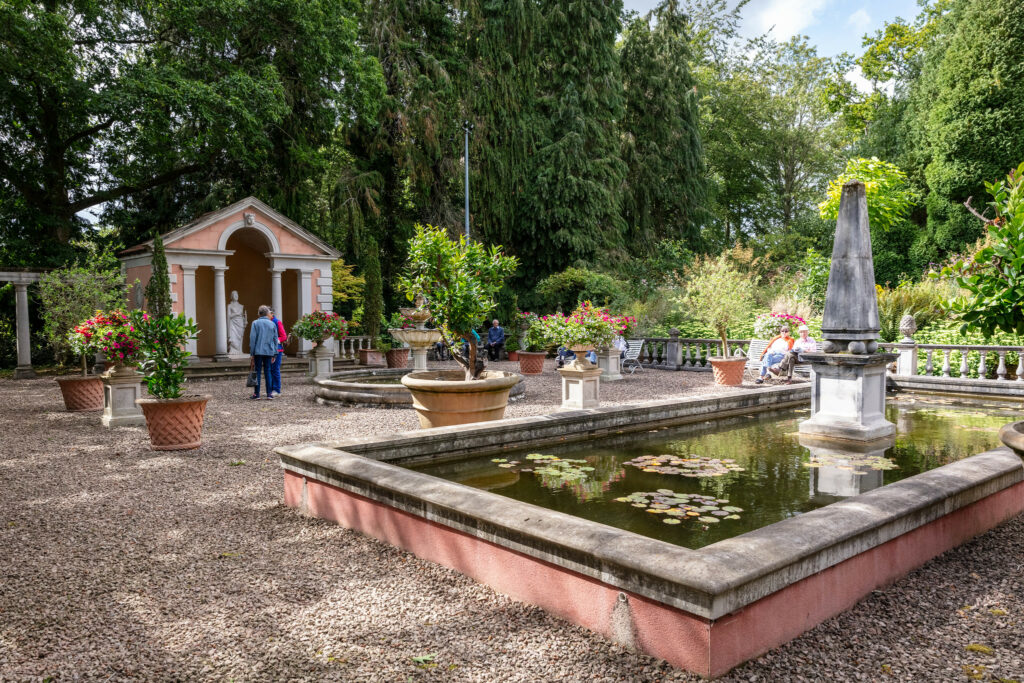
(755, 326, 794, 384)
(777, 324, 817, 383)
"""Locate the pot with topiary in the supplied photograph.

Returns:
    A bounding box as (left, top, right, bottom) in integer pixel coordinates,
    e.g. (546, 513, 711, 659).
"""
(132, 312, 208, 450)
(397, 224, 521, 428)
(683, 255, 755, 385)
(43, 266, 126, 411)
(505, 337, 520, 362)
(292, 311, 350, 379)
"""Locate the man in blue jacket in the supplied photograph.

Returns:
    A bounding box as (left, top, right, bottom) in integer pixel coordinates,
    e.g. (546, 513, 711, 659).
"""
(249, 305, 278, 399)
(486, 319, 505, 361)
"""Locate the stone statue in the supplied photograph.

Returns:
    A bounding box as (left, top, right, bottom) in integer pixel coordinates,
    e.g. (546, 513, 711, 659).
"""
(227, 290, 246, 355)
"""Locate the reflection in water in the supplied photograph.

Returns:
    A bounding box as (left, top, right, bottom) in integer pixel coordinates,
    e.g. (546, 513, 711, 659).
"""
(413, 395, 1019, 549)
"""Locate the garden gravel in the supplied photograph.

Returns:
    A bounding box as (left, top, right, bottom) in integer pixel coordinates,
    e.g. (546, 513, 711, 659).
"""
(1, 361, 1022, 682)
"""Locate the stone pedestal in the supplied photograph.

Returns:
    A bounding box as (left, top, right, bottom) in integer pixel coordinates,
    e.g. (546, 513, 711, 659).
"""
(597, 349, 623, 381)
(557, 360, 603, 410)
(390, 327, 441, 372)
(894, 342, 918, 376)
(101, 368, 146, 427)
(308, 344, 334, 379)
(798, 353, 897, 441)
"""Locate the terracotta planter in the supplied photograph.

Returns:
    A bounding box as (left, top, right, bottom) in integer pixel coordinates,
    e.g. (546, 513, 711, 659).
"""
(709, 357, 747, 386)
(401, 370, 522, 429)
(358, 348, 385, 366)
(136, 395, 211, 451)
(507, 350, 519, 362)
(999, 421, 1024, 460)
(385, 348, 411, 369)
(55, 375, 104, 412)
(518, 351, 546, 375)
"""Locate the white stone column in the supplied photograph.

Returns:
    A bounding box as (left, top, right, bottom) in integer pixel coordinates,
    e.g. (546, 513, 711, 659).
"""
(14, 283, 34, 379)
(213, 266, 229, 361)
(297, 270, 314, 356)
(270, 268, 284, 323)
(180, 266, 198, 359)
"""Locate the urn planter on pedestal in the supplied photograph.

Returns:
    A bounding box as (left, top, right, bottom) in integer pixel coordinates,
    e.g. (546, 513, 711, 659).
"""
(56, 375, 104, 412)
(136, 395, 210, 450)
(308, 343, 334, 379)
(101, 366, 146, 427)
(709, 357, 746, 386)
(401, 370, 521, 429)
(517, 351, 546, 375)
(390, 308, 441, 372)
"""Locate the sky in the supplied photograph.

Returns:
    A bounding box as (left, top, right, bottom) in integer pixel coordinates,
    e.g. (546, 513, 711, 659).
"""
(622, 0, 922, 58)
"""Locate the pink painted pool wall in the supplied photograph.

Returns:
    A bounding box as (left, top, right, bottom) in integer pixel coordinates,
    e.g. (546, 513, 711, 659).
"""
(283, 471, 1024, 678)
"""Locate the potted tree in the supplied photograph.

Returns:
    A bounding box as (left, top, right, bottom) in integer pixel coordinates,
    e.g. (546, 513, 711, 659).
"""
(41, 266, 124, 411)
(505, 336, 520, 362)
(517, 311, 547, 374)
(292, 310, 350, 379)
(382, 311, 412, 368)
(133, 311, 208, 450)
(683, 255, 755, 385)
(397, 224, 520, 428)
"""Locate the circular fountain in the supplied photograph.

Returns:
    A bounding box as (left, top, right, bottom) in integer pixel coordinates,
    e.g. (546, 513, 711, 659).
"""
(390, 305, 442, 372)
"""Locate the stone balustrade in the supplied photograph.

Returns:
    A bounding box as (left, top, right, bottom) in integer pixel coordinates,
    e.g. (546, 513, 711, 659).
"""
(334, 335, 374, 361)
(880, 341, 1023, 381)
(633, 331, 752, 371)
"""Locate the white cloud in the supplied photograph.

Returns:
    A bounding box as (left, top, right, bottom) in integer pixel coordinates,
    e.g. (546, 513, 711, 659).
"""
(751, 0, 830, 40)
(847, 8, 872, 32)
(845, 65, 895, 96)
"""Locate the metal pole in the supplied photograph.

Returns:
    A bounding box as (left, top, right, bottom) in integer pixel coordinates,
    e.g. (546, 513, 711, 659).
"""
(463, 120, 472, 240)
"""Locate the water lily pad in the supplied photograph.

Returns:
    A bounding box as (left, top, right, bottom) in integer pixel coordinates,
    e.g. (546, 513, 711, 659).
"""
(498, 463, 515, 468)
(722, 506, 743, 513)
(491, 458, 507, 463)
(625, 453, 745, 478)
(711, 510, 730, 517)
(663, 518, 682, 525)
(698, 516, 720, 524)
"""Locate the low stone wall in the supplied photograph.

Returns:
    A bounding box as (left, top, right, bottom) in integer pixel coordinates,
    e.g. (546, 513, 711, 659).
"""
(276, 387, 1024, 677)
(889, 374, 1024, 399)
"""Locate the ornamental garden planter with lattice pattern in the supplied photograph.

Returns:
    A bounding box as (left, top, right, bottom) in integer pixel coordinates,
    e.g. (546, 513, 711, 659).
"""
(136, 395, 211, 450)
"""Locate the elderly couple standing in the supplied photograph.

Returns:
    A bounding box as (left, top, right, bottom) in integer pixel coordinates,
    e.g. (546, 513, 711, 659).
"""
(249, 305, 287, 399)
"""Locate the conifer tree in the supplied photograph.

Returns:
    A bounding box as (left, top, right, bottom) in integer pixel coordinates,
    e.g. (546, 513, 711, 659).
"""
(619, 1, 708, 253)
(520, 0, 627, 281)
(145, 235, 173, 318)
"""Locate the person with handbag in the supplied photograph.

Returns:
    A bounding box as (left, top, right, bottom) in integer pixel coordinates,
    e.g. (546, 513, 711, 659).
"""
(248, 305, 278, 399)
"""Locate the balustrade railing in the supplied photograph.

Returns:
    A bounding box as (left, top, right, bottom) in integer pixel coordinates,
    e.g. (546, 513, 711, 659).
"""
(882, 341, 1023, 381)
(335, 335, 373, 361)
(632, 331, 752, 370)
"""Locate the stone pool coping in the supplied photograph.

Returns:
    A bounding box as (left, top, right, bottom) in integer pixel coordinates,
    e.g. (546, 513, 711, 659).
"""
(276, 384, 1024, 675)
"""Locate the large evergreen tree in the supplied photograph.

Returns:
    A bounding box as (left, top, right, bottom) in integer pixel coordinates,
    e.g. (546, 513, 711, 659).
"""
(619, 1, 708, 254)
(518, 0, 627, 281)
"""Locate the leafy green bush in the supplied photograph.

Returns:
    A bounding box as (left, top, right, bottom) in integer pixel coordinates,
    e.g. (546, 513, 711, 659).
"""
(678, 255, 755, 357)
(533, 267, 628, 313)
(38, 266, 125, 373)
(131, 312, 199, 399)
(794, 248, 831, 313)
(876, 279, 949, 342)
(819, 157, 917, 233)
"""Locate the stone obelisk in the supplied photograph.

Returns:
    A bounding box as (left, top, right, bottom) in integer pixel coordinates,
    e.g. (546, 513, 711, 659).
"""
(798, 181, 897, 442)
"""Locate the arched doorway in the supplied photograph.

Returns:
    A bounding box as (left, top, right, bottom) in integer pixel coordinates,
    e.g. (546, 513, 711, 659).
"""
(224, 229, 272, 353)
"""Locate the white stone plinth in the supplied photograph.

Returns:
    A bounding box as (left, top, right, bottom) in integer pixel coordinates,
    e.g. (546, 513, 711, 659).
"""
(895, 343, 918, 376)
(308, 345, 334, 379)
(101, 368, 146, 427)
(557, 361, 603, 410)
(597, 349, 623, 381)
(798, 353, 897, 441)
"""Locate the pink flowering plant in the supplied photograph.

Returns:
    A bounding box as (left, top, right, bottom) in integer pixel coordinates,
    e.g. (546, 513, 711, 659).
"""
(291, 310, 350, 345)
(530, 301, 635, 350)
(753, 312, 806, 339)
(69, 310, 144, 366)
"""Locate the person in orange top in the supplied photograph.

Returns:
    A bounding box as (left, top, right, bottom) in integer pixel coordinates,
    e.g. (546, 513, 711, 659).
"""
(755, 326, 794, 384)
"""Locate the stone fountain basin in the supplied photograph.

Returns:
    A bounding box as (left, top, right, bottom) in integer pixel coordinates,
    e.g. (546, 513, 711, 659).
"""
(389, 328, 442, 346)
(314, 367, 524, 408)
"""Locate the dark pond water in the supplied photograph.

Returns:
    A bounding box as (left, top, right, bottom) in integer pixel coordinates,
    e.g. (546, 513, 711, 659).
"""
(411, 395, 1021, 549)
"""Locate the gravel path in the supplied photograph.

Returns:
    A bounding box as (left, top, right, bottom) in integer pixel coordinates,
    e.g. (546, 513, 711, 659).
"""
(1, 362, 1022, 682)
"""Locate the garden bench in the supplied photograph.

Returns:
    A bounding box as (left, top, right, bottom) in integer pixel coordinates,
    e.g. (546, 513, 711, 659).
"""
(622, 340, 645, 375)
(741, 340, 811, 380)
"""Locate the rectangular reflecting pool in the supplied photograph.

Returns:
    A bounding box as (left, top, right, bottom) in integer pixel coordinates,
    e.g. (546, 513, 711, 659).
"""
(411, 395, 1018, 549)
(277, 386, 1024, 677)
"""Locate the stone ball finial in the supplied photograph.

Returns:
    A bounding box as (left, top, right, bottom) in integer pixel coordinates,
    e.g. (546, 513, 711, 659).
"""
(899, 314, 917, 342)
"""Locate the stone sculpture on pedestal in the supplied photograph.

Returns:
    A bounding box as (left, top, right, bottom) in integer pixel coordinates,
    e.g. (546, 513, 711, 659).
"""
(227, 290, 247, 357)
(799, 181, 898, 442)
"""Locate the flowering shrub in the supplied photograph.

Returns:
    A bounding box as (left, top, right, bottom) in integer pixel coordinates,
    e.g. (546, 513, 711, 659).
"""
(291, 310, 349, 344)
(753, 312, 806, 339)
(530, 301, 635, 350)
(69, 310, 144, 366)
